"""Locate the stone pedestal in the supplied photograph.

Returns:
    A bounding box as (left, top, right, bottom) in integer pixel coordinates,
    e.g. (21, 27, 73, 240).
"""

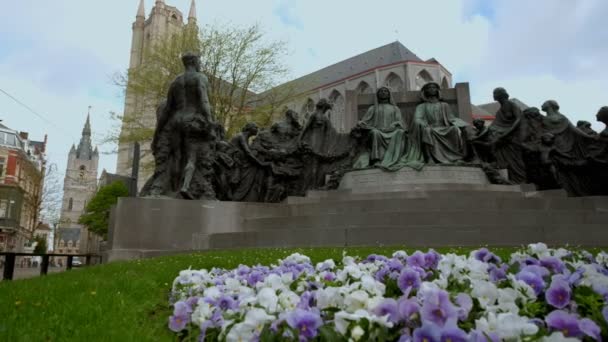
(339, 166, 489, 191)
(104, 166, 608, 261)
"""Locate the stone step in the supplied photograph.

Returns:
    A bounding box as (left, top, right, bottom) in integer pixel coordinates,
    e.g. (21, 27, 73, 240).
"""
(205, 224, 608, 250)
(276, 196, 608, 219)
(243, 210, 608, 231)
(286, 190, 532, 204)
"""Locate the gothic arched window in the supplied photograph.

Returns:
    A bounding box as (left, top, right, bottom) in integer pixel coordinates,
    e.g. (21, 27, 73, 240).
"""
(441, 77, 449, 89)
(384, 73, 404, 93)
(356, 81, 373, 94)
(328, 90, 345, 132)
(300, 98, 315, 125)
(415, 70, 434, 90)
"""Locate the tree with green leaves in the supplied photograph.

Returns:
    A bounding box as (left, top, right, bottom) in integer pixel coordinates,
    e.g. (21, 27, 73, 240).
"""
(108, 22, 297, 151)
(78, 181, 129, 239)
(33, 235, 47, 254)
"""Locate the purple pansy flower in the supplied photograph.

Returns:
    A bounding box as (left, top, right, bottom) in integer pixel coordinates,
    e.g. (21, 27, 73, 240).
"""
(540, 256, 565, 274)
(297, 291, 315, 310)
(468, 330, 500, 342)
(424, 249, 441, 269)
(454, 293, 472, 321)
(247, 270, 265, 286)
(285, 309, 323, 340)
(407, 251, 427, 268)
(398, 268, 422, 292)
(440, 320, 468, 342)
(413, 321, 441, 342)
(398, 297, 420, 323)
(168, 301, 191, 332)
(546, 280, 571, 309)
(579, 318, 601, 340)
(488, 264, 508, 282)
(516, 271, 546, 295)
(546, 310, 583, 338)
(420, 289, 458, 327)
(373, 298, 400, 323)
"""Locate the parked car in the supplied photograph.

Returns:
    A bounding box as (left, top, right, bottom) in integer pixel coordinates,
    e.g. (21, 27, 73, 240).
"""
(72, 257, 83, 267)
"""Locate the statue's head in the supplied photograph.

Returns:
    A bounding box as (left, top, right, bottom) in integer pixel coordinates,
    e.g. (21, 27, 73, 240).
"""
(376, 87, 391, 102)
(577, 120, 592, 129)
(493, 87, 509, 102)
(473, 118, 485, 131)
(421, 82, 441, 99)
(285, 109, 299, 123)
(181, 52, 201, 71)
(242, 122, 259, 135)
(523, 107, 541, 119)
(596, 106, 608, 124)
(316, 98, 332, 112)
(540, 132, 555, 145)
(541, 100, 559, 113)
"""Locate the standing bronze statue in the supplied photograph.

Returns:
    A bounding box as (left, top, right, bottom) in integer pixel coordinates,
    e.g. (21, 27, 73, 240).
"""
(140, 52, 217, 200)
(487, 87, 526, 183)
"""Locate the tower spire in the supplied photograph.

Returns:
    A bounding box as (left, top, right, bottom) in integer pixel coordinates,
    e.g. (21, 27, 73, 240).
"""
(82, 106, 91, 136)
(76, 108, 93, 160)
(136, 0, 145, 19)
(188, 0, 197, 23)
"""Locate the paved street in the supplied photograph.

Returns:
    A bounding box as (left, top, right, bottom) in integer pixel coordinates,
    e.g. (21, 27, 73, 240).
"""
(1, 266, 74, 280)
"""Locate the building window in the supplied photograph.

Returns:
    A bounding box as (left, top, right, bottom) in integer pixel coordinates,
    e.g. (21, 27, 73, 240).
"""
(68, 198, 73, 211)
(415, 70, 434, 90)
(0, 157, 5, 177)
(0, 199, 7, 218)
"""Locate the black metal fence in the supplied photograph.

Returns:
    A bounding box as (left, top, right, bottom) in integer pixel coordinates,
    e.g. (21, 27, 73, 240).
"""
(0, 253, 102, 281)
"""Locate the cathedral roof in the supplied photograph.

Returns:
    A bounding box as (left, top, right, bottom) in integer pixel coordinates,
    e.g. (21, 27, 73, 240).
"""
(264, 41, 424, 97)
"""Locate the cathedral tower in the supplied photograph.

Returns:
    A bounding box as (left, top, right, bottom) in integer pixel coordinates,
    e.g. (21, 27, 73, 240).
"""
(56, 112, 99, 254)
(116, 0, 197, 187)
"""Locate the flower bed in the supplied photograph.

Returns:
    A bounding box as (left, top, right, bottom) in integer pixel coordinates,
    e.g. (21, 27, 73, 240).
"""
(168, 244, 608, 341)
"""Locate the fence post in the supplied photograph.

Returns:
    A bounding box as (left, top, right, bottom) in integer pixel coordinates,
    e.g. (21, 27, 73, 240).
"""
(40, 255, 50, 276)
(2, 253, 16, 280)
(67, 255, 73, 270)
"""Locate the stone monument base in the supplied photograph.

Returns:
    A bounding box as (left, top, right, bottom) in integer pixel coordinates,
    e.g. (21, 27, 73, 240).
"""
(105, 167, 608, 261)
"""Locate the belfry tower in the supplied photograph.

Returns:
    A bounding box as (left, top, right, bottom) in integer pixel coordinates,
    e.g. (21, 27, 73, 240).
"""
(115, 0, 198, 188)
(56, 112, 99, 254)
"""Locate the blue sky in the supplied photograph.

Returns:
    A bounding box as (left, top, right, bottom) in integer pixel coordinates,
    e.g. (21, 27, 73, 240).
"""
(1, 0, 607, 183)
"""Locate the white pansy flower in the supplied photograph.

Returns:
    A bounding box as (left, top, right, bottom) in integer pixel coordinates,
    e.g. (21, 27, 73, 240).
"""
(225, 277, 241, 292)
(203, 286, 221, 300)
(541, 332, 580, 342)
(351, 325, 365, 341)
(528, 243, 550, 257)
(344, 290, 370, 312)
(495, 313, 539, 339)
(316, 259, 336, 271)
(392, 250, 407, 259)
(191, 301, 213, 326)
(317, 287, 344, 309)
(278, 291, 300, 311)
(257, 287, 278, 313)
(225, 322, 255, 342)
(471, 280, 499, 308)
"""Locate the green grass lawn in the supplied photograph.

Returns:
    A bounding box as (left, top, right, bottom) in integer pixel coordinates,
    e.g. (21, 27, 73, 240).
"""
(0, 246, 600, 341)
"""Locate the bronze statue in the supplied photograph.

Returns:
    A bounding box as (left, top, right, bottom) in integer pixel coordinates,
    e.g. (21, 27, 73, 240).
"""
(409, 82, 469, 165)
(230, 123, 269, 202)
(141, 52, 216, 200)
(577, 120, 598, 136)
(355, 87, 408, 169)
(487, 87, 526, 183)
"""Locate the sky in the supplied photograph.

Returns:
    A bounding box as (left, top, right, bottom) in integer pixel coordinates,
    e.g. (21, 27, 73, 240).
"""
(1, 0, 607, 182)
